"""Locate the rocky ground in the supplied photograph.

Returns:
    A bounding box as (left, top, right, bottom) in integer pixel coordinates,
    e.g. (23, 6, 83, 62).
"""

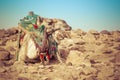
(0, 21, 120, 80)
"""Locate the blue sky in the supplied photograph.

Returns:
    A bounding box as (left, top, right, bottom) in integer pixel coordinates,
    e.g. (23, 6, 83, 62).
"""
(0, 0, 120, 31)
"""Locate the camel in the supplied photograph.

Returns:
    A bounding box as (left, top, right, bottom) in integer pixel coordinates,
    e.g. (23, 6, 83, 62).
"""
(16, 25, 63, 64)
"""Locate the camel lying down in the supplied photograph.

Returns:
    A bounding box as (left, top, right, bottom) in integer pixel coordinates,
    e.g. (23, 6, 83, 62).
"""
(17, 33, 63, 64)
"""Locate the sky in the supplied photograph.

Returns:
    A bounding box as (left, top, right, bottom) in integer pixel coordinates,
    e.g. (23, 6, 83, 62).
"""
(0, 0, 120, 31)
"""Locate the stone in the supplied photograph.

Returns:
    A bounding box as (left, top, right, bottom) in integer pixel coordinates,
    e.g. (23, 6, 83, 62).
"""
(73, 38, 85, 45)
(9, 34, 17, 41)
(18, 77, 29, 80)
(0, 29, 5, 38)
(13, 61, 26, 73)
(100, 30, 111, 35)
(66, 50, 82, 65)
(58, 48, 69, 59)
(6, 28, 18, 35)
(84, 76, 96, 80)
(0, 67, 6, 73)
(69, 45, 86, 52)
(0, 50, 10, 60)
(115, 38, 120, 42)
(6, 46, 16, 51)
(115, 53, 120, 63)
(0, 47, 5, 51)
(90, 59, 99, 64)
(82, 66, 97, 75)
(114, 45, 120, 50)
(0, 61, 5, 67)
(83, 33, 96, 42)
(66, 62, 72, 66)
(88, 30, 99, 35)
(0, 39, 7, 46)
(103, 49, 112, 54)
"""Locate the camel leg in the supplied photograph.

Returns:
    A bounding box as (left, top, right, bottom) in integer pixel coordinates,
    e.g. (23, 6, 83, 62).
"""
(56, 50, 63, 64)
(39, 53, 44, 65)
(45, 53, 50, 65)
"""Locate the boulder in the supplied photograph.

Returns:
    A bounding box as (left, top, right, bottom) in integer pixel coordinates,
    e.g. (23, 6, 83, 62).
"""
(18, 77, 29, 80)
(100, 30, 111, 35)
(0, 38, 8, 46)
(115, 53, 120, 63)
(83, 33, 96, 42)
(73, 29, 86, 36)
(88, 30, 99, 35)
(0, 50, 10, 60)
(6, 28, 18, 35)
(115, 38, 120, 42)
(66, 50, 82, 65)
(103, 49, 113, 54)
(59, 48, 69, 59)
(0, 29, 5, 38)
(0, 67, 6, 73)
(84, 76, 96, 80)
(6, 46, 16, 51)
(69, 45, 86, 52)
(0, 61, 5, 67)
(9, 34, 18, 41)
(0, 47, 5, 51)
(59, 38, 74, 47)
(114, 45, 120, 50)
(73, 38, 85, 45)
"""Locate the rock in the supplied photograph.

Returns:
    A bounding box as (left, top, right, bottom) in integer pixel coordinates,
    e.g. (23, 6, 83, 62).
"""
(100, 30, 111, 35)
(73, 38, 85, 45)
(6, 46, 16, 51)
(0, 67, 6, 73)
(114, 45, 120, 50)
(69, 45, 85, 52)
(83, 33, 96, 42)
(13, 61, 26, 73)
(71, 29, 86, 37)
(27, 66, 39, 73)
(0, 39, 7, 46)
(4, 33, 10, 37)
(114, 76, 120, 80)
(6, 28, 18, 35)
(59, 48, 69, 59)
(60, 38, 74, 47)
(74, 41, 85, 45)
(115, 38, 120, 42)
(0, 29, 5, 38)
(115, 53, 120, 63)
(90, 59, 99, 64)
(84, 76, 96, 80)
(66, 62, 72, 66)
(88, 30, 99, 35)
(9, 34, 17, 41)
(95, 42, 102, 46)
(103, 49, 112, 54)
(42, 77, 50, 80)
(0, 47, 5, 51)
(18, 77, 29, 80)
(105, 42, 114, 47)
(97, 66, 114, 80)
(0, 50, 10, 60)
(0, 61, 5, 67)
(66, 50, 82, 65)
(53, 77, 63, 80)
(82, 66, 97, 76)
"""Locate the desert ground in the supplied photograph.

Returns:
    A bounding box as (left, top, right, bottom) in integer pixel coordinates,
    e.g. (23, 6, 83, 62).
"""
(0, 18, 120, 80)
